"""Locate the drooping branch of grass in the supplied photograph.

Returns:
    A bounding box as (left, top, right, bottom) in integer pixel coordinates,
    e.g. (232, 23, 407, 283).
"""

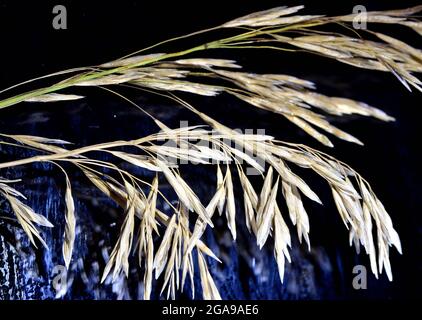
(0, 5, 420, 109)
(0, 125, 402, 296)
(0, 5, 420, 299)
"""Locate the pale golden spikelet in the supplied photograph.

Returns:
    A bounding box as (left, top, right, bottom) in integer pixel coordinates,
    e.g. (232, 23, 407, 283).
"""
(62, 175, 76, 269)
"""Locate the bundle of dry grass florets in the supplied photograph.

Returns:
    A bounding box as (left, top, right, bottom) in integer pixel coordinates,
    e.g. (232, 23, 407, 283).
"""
(0, 5, 420, 299)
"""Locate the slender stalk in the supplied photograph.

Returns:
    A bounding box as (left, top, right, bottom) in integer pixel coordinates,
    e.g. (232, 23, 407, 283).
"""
(0, 139, 147, 169)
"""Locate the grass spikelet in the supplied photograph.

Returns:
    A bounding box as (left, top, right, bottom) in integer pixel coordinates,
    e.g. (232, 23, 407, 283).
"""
(257, 177, 279, 248)
(62, 174, 76, 269)
(224, 166, 236, 240)
(24, 93, 85, 102)
(154, 214, 177, 279)
(273, 209, 291, 283)
(221, 5, 306, 28)
(101, 179, 136, 282)
(197, 251, 221, 300)
(0, 185, 53, 248)
(282, 182, 310, 249)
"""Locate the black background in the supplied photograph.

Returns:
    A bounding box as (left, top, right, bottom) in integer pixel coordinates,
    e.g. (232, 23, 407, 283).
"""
(0, 0, 421, 300)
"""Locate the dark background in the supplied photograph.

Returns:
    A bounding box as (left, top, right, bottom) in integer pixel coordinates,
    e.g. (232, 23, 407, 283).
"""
(0, 0, 421, 300)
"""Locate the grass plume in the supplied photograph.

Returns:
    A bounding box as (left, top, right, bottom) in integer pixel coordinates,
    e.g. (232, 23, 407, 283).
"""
(0, 5, 420, 299)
